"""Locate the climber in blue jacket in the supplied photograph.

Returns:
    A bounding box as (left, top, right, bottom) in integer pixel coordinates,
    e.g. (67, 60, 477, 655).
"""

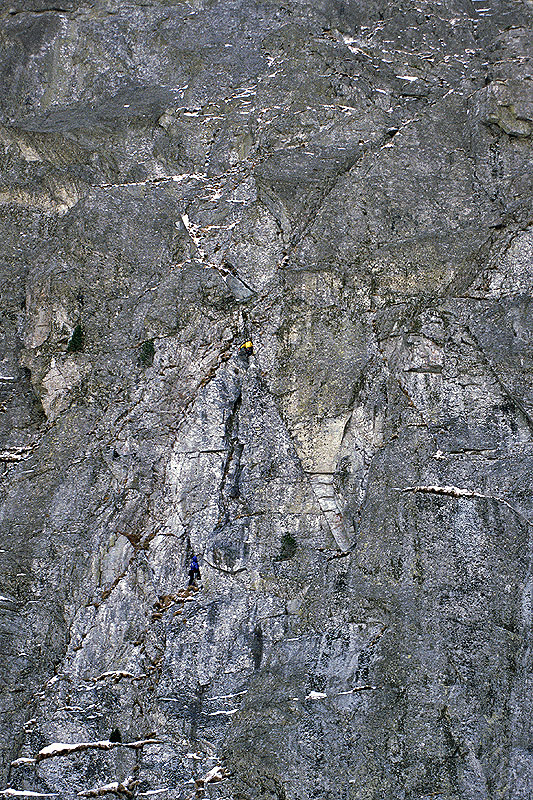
(188, 555, 201, 587)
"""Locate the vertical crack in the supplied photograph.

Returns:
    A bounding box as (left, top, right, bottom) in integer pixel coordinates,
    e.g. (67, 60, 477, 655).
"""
(219, 392, 243, 515)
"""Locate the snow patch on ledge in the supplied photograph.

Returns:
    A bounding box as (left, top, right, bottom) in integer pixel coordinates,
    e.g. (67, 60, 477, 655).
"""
(206, 708, 239, 717)
(92, 670, 142, 683)
(305, 687, 375, 700)
(395, 485, 526, 520)
(198, 766, 227, 785)
(77, 782, 120, 797)
(0, 446, 35, 462)
(78, 775, 137, 797)
(11, 739, 162, 766)
(396, 485, 483, 498)
(97, 173, 207, 189)
(206, 690, 247, 701)
(0, 792, 58, 798)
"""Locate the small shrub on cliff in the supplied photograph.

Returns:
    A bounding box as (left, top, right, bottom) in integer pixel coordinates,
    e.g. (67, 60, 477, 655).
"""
(276, 532, 297, 561)
(139, 339, 155, 367)
(66, 324, 84, 353)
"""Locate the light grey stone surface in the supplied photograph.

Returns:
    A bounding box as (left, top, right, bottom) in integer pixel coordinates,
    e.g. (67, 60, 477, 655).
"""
(1, 0, 533, 797)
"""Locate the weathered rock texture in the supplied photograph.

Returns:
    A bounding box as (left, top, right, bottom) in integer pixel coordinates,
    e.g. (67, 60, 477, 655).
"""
(1, 0, 533, 797)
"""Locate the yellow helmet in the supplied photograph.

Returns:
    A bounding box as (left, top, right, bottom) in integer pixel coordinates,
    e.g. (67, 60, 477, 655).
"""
(241, 340, 253, 350)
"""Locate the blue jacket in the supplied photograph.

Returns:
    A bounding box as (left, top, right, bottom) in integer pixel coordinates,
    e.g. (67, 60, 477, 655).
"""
(190, 557, 199, 571)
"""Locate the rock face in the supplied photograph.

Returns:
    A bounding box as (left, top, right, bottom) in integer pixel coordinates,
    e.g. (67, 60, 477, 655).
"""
(1, 0, 533, 797)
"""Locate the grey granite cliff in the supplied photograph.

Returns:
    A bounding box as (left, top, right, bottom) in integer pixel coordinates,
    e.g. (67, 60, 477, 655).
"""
(1, 0, 533, 798)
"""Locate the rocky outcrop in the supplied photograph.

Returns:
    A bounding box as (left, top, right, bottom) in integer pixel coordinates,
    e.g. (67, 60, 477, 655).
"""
(1, 0, 533, 798)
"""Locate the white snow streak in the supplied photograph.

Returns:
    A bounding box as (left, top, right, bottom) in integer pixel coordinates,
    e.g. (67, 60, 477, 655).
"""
(0, 792, 58, 798)
(0, 446, 34, 462)
(397, 485, 485, 498)
(395, 485, 527, 520)
(206, 709, 239, 717)
(203, 766, 224, 783)
(78, 776, 137, 798)
(11, 739, 161, 766)
(206, 690, 247, 701)
(78, 782, 120, 796)
(92, 670, 140, 682)
(97, 173, 207, 189)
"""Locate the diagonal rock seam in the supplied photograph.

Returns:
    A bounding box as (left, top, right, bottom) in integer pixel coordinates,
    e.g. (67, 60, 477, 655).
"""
(308, 473, 353, 552)
(396, 484, 533, 528)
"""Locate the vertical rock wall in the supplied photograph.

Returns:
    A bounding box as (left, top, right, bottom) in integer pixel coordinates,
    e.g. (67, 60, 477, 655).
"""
(1, 0, 533, 797)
